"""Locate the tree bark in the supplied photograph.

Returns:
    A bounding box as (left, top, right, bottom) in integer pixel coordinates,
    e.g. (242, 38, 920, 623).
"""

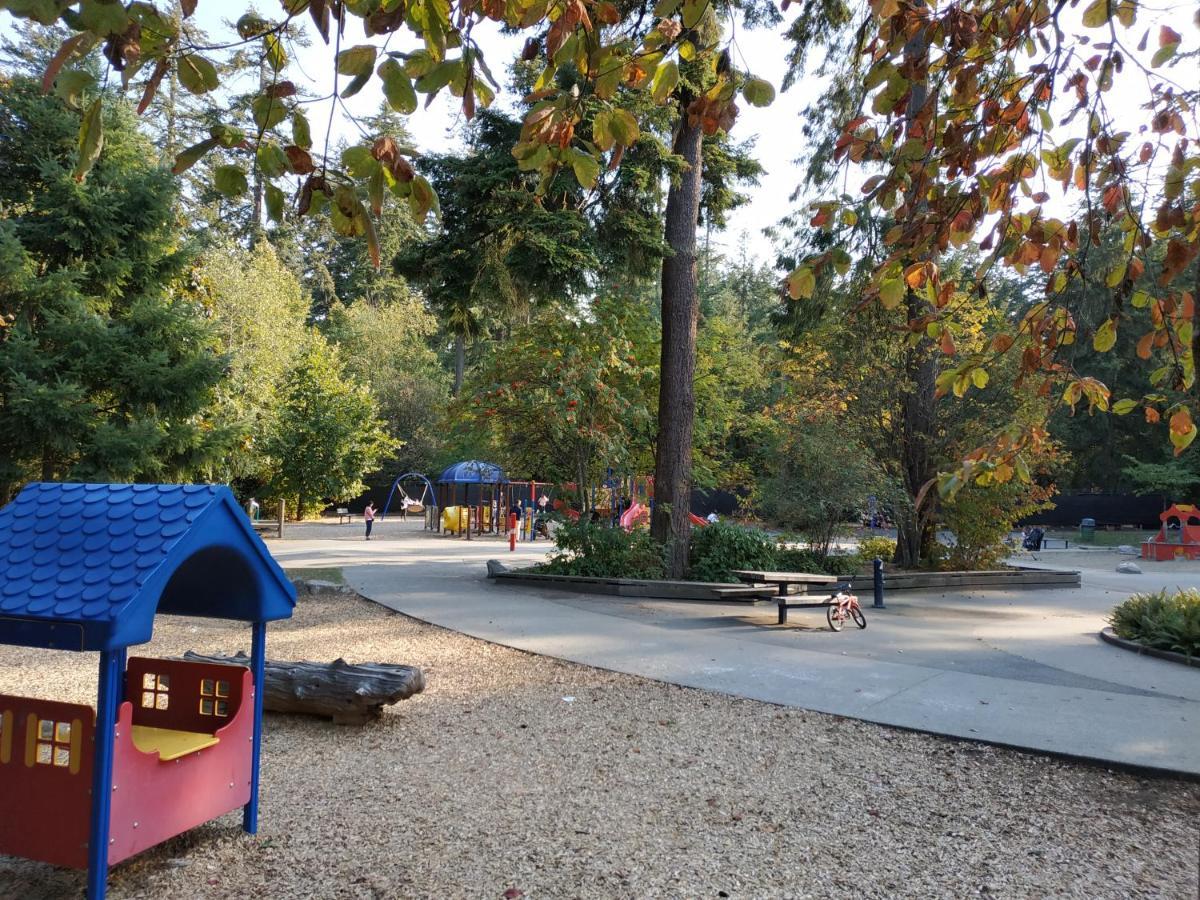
(894, 14, 938, 570)
(182, 651, 425, 725)
(652, 113, 703, 578)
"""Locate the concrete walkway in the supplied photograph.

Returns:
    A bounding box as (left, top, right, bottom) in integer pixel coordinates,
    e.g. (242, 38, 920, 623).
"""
(274, 523, 1199, 776)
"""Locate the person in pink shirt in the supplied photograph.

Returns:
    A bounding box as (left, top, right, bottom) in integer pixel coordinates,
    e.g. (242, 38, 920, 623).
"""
(364, 502, 376, 541)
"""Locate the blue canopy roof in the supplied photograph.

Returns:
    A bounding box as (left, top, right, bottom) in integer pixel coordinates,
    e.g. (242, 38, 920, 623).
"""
(0, 483, 296, 652)
(437, 460, 507, 484)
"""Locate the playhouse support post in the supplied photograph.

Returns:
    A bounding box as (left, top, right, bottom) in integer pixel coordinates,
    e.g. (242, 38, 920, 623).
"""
(244, 620, 267, 835)
(87, 650, 121, 900)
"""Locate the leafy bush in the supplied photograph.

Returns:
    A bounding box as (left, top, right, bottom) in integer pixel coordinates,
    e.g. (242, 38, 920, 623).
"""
(1109, 589, 1200, 657)
(539, 519, 665, 579)
(688, 521, 778, 583)
(774, 547, 861, 577)
(756, 423, 887, 555)
(856, 536, 897, 565)
(940, 479, 1053, 570)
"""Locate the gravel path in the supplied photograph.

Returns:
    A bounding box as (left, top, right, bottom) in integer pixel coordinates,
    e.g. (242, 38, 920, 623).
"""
(1, 591, 1196, 899)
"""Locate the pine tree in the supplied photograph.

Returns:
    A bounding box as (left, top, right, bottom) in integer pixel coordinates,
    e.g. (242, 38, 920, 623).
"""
(0, 75, 224, 498)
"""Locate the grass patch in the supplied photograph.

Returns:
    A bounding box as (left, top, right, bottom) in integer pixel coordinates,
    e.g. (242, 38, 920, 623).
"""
(284, 566, 345, 584)
(1043, 529, 1154, 547)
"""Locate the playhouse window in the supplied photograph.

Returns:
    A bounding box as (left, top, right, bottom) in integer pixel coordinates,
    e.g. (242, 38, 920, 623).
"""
(141, 673, 170, 710)
(199, 679, 231, 717)
(35, 718, 72, 768)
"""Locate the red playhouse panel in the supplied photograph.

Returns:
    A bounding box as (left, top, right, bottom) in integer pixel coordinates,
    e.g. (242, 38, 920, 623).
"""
(0, 694, 95, 870)
(108, 660, 254, 865)
(1141, 503, 1200, 561)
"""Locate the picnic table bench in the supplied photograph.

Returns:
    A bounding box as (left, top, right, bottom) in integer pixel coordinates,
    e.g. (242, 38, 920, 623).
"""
(731, 570, 845, 625)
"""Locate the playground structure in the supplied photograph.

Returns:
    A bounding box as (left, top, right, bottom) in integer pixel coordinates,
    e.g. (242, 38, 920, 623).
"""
(380, 472, 438, 528)
(396, 463, 713, 540)
(1142, 503, 1200, 560)
(0, 482, 296, 900)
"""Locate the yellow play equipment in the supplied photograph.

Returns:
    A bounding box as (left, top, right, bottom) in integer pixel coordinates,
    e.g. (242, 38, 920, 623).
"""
(441, 505, 470, 534)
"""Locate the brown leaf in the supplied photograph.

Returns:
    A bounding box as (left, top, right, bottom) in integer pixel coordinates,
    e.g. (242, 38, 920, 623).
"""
(181, 0, 197, 16)
(137, 57, 170, 115)
(43, 33, 89, 95)
(310, 0, 330, 43)
(264, 81, 297, 98)
(285, 145, 315, 174)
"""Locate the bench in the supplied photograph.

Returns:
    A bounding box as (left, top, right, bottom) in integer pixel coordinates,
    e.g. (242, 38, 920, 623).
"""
(731, 570, 846, 625)
(709, 585, 777, 601)
(336, 507, 353, 524)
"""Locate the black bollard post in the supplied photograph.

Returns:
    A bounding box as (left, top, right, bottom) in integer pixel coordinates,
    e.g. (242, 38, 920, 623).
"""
(872, 557, 886, 609)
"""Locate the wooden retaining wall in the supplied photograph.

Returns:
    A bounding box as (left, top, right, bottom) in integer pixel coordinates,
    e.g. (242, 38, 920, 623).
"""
(490, 565, 1080, 600)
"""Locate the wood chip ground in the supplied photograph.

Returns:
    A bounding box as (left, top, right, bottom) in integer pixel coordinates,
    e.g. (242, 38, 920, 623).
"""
(1, 591, 1196, 899)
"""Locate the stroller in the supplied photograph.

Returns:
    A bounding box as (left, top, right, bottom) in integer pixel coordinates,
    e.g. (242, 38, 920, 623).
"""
(1022, 527, 1044, 551)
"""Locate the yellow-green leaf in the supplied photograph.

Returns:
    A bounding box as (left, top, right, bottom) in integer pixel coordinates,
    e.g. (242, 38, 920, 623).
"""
(786, 266, 815, 300)
(879, 277, 905, 309)
(292, 111, 312, 149)
(251, 95, 288, 132)
(213, 164, 248, 198)
(172, 136, 219, 174)
(1093, 318, 1118, 352)
(337, 45, 378, 77)
(265, 183, 285, 222)
(651, 60, 679, 104)
(571, 150, 600, 189)
(72, 97, 104, 182)
(378, 59, 417, 114)
(609, 109, 639, 146)
(178, 54, 219, 94)
(1112, 398, 1138, 415)
(1081, 0, 1112, 28)
(742, 76, 775, 108)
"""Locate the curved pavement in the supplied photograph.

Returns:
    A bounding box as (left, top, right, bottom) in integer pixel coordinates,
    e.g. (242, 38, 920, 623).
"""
(273, 524, 1199, 776)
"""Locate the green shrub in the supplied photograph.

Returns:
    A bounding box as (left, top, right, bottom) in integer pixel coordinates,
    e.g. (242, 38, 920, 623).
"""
(1109, 589, 1200, 657)
(688, 521, 778, 583)
(856, 536, 897, 565)
(539, 519, 665, 579)
(774, 547, 861, 577)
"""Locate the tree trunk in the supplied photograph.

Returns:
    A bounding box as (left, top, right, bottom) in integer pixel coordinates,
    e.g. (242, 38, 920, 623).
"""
(895, 335, 938, 568)
(894, 15, 938, 570)
(651, 113, 703, 578)
(452, 334, 465, 396)
(182, 651, 425, 725)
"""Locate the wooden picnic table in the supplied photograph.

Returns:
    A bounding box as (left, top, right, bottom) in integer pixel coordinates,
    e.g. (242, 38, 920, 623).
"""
(731, 570, 846, 625)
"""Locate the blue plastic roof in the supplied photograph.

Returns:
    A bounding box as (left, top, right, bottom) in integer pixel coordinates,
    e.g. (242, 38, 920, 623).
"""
(0, 483, 296, 652)
(437, 460, 507, 484)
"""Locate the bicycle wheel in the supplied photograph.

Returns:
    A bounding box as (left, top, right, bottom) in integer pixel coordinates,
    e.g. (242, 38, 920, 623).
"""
(851, 606, 867, 629)
(826, 604, 845, 632)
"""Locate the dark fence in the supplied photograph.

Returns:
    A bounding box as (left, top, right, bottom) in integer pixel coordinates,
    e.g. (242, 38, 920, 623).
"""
(1019, 492, 1167, 529)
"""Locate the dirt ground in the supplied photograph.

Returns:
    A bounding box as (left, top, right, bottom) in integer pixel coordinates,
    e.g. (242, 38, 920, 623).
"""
(0, 590, 1197, 900)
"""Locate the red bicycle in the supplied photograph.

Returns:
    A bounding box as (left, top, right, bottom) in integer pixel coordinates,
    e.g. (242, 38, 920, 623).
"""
(826, 588, 867, 632)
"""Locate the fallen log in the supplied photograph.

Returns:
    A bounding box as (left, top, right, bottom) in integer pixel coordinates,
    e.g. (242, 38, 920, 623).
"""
(182, 651, 426, 725)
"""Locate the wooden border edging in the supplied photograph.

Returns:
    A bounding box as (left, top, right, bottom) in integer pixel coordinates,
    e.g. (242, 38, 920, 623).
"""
(490, 571, 775, 602)
(489, 566, 1080, 600)
(1099, 627, 1199, 668)
(846, 567, 1080, 592)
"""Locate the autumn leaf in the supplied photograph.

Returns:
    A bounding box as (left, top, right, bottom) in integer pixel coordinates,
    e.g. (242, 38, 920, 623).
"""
(1169, 407, 1196, 455)
(786, 266, 816, 300)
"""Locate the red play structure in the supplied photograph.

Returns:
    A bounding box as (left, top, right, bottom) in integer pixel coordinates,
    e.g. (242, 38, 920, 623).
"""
(1141, 503, 1200, 560)
(0, 657, 254, 870)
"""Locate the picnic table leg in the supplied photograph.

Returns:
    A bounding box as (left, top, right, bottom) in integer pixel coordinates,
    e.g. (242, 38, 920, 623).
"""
(776, 583, 789, 624)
